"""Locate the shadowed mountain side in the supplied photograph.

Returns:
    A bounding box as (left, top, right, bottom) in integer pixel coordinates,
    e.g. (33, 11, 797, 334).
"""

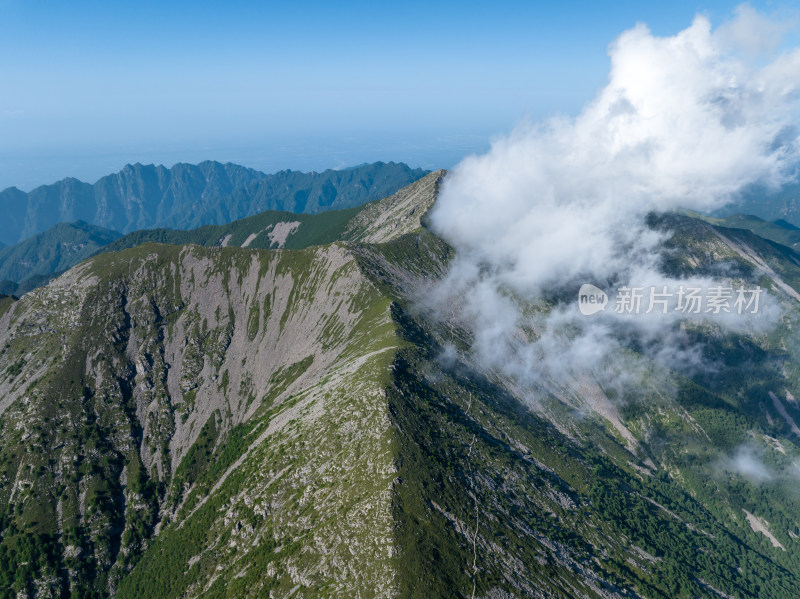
(0, 221, 120, 284)
(0, 161, 429, 244)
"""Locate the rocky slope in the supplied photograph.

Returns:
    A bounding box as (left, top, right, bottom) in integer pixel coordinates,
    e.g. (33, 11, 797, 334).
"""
(2, 173, 800, 598)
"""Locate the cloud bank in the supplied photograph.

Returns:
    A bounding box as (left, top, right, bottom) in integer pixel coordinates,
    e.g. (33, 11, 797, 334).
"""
(426, 7, 799, 387)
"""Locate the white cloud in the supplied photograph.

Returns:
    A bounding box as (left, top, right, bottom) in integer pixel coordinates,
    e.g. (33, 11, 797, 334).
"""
(717, 4, 793, 56)
(719, 445, 773, 482)
(425, 8, 797, 388)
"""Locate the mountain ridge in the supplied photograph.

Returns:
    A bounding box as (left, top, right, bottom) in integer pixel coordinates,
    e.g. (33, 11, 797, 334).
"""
(0, 171, 446, 294)
(3, 174, 800, 597)
(0, 161, 429, 245)
(0, 221, 121, 287)
(714, 181, 800, 227)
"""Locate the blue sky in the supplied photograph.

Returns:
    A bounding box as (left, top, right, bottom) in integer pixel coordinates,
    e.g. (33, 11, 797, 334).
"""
(0, 0, 796, 189)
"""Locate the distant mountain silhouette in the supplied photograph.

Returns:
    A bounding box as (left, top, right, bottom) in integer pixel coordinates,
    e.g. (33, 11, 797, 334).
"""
(0, 161, 429, 245)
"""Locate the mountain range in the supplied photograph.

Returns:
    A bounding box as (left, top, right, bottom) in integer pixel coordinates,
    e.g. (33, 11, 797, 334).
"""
(0, 221, 121, 295)
(0, 161, 429, 246)
(2, 171, 800, 597)
(714, 182, 800, 227)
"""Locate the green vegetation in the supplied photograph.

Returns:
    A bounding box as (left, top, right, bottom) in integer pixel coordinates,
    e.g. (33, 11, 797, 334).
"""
(687, 209, 800, 252)
(98, 205, 362, 257)
(0, 220, 120, 288)
(3, 178, 800, 597)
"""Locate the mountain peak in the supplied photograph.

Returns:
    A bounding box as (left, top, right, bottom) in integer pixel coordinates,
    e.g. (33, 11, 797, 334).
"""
(344, 169, 446, 243)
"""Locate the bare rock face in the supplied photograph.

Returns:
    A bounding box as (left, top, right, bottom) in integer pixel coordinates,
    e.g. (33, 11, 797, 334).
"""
(344, 170, 446, 243)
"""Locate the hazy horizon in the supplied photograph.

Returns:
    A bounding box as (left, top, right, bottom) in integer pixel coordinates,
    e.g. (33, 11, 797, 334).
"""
(3, 0, 794, 191)
(0, 133, 487, 191)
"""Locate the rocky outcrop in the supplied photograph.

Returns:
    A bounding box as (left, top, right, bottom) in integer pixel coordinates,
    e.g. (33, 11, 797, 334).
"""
(344, 169, 445, 243)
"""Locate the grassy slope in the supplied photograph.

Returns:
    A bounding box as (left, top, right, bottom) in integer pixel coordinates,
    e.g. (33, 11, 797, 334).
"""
(0, 221, 121, 284)
(687, 210, 800, 252)
(118, 226, 800, 598)
(98, 205, 363, 256)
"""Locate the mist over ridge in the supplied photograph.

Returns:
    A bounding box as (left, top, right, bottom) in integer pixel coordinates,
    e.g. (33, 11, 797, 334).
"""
(427, 6, 800, 386)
